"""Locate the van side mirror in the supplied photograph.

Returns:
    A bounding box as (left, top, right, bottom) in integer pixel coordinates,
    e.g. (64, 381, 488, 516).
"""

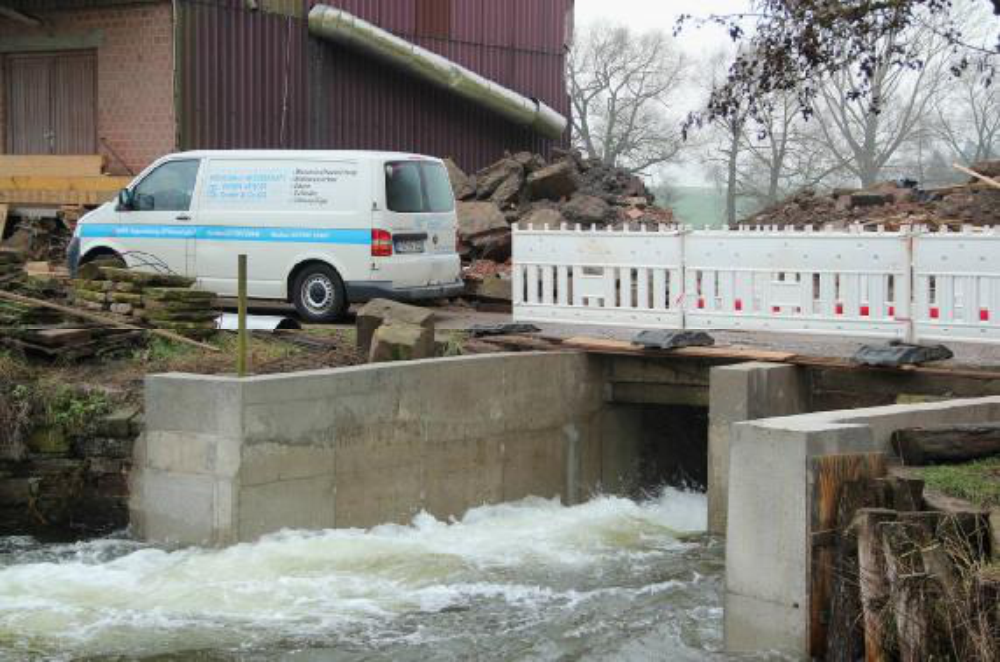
(117, 188, 135, 211)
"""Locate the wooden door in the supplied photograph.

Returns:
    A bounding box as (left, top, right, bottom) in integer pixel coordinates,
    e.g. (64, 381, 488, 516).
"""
(6, 51, 97, 154)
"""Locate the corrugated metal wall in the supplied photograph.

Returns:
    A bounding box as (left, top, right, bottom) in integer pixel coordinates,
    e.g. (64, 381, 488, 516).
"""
(177, 0, 312, 151)
(177, 0, 572, 172)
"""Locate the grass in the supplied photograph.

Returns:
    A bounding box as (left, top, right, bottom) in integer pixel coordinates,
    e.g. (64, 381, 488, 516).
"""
(0, 348, 33, 382)
(917, 456, 1000, 508)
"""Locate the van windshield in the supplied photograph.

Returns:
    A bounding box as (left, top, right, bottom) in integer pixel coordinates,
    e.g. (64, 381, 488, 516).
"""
(385, 161, 455, 214)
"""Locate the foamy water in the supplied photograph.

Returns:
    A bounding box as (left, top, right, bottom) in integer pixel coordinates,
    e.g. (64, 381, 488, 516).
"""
(0, 489, 729, 661)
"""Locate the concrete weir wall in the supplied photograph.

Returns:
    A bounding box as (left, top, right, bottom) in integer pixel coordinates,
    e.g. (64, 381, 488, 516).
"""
(724, 395, 1000, 658)
(131, 352, 628, 546)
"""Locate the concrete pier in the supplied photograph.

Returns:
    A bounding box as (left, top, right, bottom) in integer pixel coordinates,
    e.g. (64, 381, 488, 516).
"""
(706, 362, 808, 535)
(131, 352, 655, 545)
(723, 395, 1000, 658)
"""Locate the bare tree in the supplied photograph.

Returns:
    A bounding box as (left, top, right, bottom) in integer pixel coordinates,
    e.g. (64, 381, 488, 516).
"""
(569, 24, 688, 175)
(934, 75, 1000, 164)
(737, 92, 845, 208)
(700, 52, 842, 224)
(933, 1, 1000, 165)
(813, 26, 950, 187)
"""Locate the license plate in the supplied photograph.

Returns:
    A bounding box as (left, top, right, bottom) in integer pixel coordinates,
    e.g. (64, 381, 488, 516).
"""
(395, 239, 425, 254)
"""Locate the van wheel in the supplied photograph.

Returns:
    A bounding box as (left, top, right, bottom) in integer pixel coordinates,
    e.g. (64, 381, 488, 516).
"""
(292, 264, 348, 323)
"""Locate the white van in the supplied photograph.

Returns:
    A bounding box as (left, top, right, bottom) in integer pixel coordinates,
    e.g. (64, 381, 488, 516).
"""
(68, 150, 463, 322)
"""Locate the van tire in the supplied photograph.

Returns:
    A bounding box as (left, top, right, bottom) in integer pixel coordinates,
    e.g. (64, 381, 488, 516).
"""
(80, 250, 126, 269)
(292, 263, 348, 323)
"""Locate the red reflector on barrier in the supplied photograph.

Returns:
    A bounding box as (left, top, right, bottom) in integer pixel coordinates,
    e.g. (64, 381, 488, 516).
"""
(889, 306, 895, 317)
(860, 305, 870, 317)
(735, 299, 743, 312)
(930, 307, 940, 319)
(836, 303, 844, 315)
(697, 298, 705, 309)
(772, 306, 780, 314)
(981, 309, 990, 322)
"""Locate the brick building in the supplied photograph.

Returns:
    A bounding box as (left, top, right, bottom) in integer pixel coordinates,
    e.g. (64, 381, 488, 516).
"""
(0, 0, 573, 175)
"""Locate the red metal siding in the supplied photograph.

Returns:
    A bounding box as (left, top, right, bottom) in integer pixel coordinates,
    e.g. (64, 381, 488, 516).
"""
(179, 0, 572, 171)
(178, 0, 312, 150)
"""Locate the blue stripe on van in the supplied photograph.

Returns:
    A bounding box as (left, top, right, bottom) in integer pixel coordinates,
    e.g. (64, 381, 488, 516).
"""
(79, 224, 371, 245)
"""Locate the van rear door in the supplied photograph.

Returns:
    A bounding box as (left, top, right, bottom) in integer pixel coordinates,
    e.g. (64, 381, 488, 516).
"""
(378, 160, 458, 288)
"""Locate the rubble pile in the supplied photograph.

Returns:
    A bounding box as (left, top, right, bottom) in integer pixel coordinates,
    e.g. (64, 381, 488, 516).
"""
(72, 266, 218, 339)
(743, 162, 1000, 228)
(447, 149, 672, 264)
(447, 150, 672, 305)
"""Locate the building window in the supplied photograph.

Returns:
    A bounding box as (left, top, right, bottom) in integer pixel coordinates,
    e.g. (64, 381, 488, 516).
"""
(416, 0, 451, 39)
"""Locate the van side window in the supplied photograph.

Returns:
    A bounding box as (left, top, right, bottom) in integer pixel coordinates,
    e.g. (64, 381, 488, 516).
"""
(133, 160, 201, 212)
(385, 161, 455, 213)
(385, 162, 425, 213)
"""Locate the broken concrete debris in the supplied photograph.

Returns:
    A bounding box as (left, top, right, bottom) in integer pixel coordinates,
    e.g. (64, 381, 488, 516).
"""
(744, 161, 1000, 228)
(449, 149, 672, 304)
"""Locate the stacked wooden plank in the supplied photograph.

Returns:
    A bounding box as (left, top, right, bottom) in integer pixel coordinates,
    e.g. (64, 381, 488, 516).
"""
(0, 155, 131, 207)
(72, 266, 218, 339)
(0, 326, 143, 361)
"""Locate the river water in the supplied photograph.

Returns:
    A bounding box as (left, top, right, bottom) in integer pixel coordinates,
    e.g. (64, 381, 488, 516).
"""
(0, 489, 746, 661)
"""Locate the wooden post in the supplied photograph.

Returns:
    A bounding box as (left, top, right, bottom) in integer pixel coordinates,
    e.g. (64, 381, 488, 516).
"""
(854, 508, 898, 662)
(237, 254, 248, 377)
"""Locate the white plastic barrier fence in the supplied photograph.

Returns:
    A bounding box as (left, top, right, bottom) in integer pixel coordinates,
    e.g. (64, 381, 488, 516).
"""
(512, 223, 684, 328)
(684, 225, 911, 339)
(913, 226, 1000, 343)
(512, 223, 1000, 344)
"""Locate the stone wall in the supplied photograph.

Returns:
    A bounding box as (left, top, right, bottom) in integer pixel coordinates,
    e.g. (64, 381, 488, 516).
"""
(0, 406, 140, 537)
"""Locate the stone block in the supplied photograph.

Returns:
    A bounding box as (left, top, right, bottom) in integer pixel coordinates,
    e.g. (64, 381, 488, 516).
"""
(97, 406, 140, 439)
(369, 322, 435, 363)
(443, 157, 475, 200)
(526, 160, 579, 201)
(562, 194, 612, 224)
(27, 426, 70, 454)
(456, 201, 508, 240)
(74, 435, 133, 459)
(474, 158, 522, 199)
(356, 298, 435, 355)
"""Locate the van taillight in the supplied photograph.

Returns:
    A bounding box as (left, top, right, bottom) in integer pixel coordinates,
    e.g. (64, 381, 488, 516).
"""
(371, 229, 393, 257)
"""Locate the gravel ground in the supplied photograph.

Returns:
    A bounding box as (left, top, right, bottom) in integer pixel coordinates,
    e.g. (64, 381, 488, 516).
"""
(218, 299, 1000, 370)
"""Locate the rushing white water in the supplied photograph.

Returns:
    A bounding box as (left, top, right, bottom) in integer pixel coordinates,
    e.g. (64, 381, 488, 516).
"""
(0, 489, 732, 661)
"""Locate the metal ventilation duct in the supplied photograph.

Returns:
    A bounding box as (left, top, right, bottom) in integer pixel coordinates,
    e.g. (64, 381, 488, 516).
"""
(307, 4, 568, 140)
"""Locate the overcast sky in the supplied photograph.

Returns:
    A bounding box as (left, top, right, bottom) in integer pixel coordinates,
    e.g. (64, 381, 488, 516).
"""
(573, 1, 754, 186)
(575, 0, 752, 58)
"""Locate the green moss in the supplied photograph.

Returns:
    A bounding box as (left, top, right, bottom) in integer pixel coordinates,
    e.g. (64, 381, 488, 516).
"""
(917, 456, 1000, 508)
